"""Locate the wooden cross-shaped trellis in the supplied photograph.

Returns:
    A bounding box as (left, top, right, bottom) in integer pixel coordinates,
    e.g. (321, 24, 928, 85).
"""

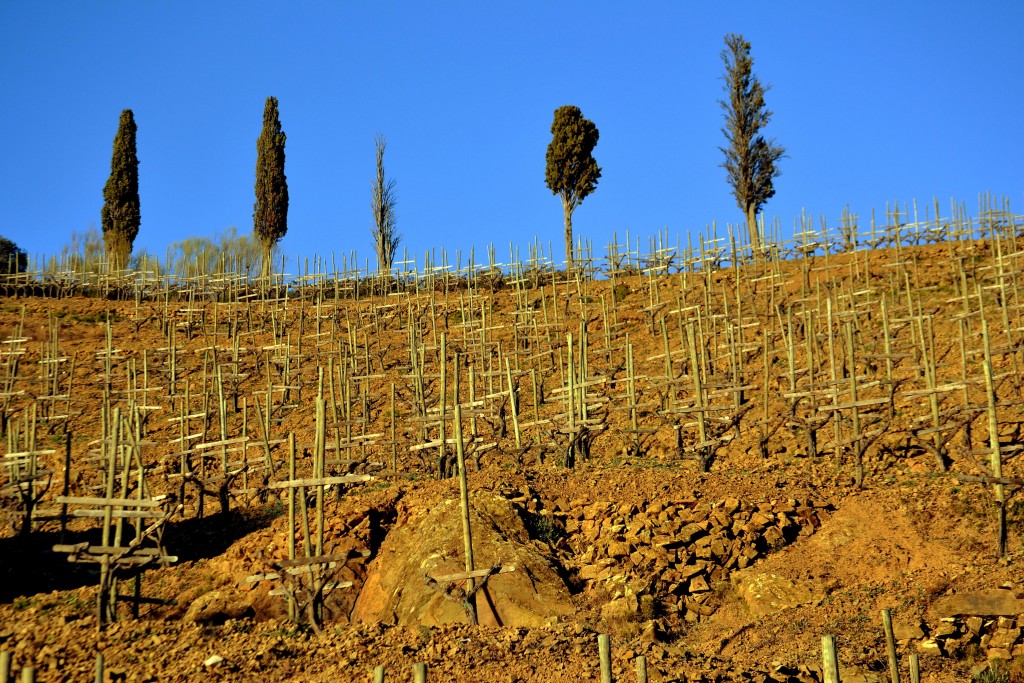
(246, 400, 374, 632)
(52, 409, 180, 628)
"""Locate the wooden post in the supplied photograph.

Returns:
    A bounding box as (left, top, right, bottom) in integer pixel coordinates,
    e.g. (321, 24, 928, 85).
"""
(909, 653, 920, 683)
(315, 397, 325, 557)
(598, 633, 613, 683)
(94, 653, 104, 683)
(636, 654, 648, 683)
(981, 318, 1007, 557)
(60, 431, 72, 543)
(453, 402, 476, 622)
(373, 664, 385, 683)
(287, 432, 296, 622)
(438, 333, 447, 477)
(505, 359, 521, 450)
(822, 635, 840, 683)
(412, 662, 427, 683)
(390, 383, 397, 480)
(882, 608, 900, 683)
(845, 322, 864, 488)
(20, 667, 34, 683)
(0, 651, 10, 683)
(686, 322, 709, 469)
(98, 407, 120, 626)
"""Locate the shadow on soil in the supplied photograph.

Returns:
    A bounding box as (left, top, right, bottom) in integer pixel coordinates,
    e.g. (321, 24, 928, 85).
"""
(0, 527, 103, 603)
(166, 502, 285, 564)
(0, 503, 284, 604)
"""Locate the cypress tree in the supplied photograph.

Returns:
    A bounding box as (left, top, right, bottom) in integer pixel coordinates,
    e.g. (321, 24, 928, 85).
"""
(101, 109, 141, 272)
(253, 96, 288, 281)
(719, 34, 785, 258)
(545, 105, 601, 270)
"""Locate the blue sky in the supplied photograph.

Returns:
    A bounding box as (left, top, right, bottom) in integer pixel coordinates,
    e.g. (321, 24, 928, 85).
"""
(1, 2, 1021, 271)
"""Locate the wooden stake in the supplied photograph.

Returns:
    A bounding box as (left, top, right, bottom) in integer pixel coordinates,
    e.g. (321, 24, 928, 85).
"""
(882, 608, 900, 683)
(981, 317, 1007, 557)
(822, 635, 840, 683)
(453, 402, 476, 622)
(598, 633, 613, 683)
(505, 359, 521, 449)
(636, 655, 648, 683)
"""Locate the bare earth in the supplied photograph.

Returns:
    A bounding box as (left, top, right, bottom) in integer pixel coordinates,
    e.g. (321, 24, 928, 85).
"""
(1, 240, 1023, 682)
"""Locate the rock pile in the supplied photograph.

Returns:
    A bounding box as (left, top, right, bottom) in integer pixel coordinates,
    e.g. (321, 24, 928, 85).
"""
(550, 495, 830, 621)
(911, 588, 1024, 662)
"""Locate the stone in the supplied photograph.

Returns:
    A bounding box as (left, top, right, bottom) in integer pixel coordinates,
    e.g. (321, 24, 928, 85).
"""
(990, 628, 1021, 649)
(183, 590, 254, 624)
(893, 621, 925, 640)
(721, 498, 741, 515)
(607, 541, 631, 558)
(933, 590, 1024, 618)
(639, 619, 664, 643)
(678, 523, 706, 544)
(838, 669, 883, 683)
(748, 512, 772, 529)
(965, 616, 984, 636)
(916, 638, 942, 656)
(762, 526, 785, 549)
(601, 592, 639, 621)
(731, 571, 824, 616)
(688, 575, 710, 593)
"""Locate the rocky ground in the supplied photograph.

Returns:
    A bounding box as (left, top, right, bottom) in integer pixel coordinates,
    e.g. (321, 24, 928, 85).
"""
(1, 241, 1023, 682)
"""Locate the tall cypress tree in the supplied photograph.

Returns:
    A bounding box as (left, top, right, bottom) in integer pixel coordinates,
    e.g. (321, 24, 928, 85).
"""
(253, 96, 288, 281)
(719, 34, 785, 258)
(101, 109, 141, 272)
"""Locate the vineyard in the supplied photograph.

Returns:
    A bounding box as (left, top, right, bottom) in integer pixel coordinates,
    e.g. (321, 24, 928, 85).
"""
(2, 198, 1024, 682)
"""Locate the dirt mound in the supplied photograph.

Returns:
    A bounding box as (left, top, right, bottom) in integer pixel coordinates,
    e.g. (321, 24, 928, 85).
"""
(353, 491, 574, 627)
(802, 493, 951, 585)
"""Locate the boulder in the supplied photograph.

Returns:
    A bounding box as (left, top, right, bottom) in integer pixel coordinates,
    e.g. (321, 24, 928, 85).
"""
(731, 571, 824, 616)
(933, 590, 1024, 618)
(352, 492, 573, 628)
(601, 592, 639, 621)
(183, 590, 254, 624)
(893, 621, 925, 640)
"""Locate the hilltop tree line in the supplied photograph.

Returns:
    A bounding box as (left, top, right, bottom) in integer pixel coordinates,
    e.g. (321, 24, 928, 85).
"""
(3, 33, 783, 276)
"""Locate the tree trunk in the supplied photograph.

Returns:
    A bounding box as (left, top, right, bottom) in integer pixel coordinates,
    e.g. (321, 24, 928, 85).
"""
(746, 203, 761, 260)
(104, 233, 130, 274)
(562, 199, 574, 271)
(260, 240, 273, 283)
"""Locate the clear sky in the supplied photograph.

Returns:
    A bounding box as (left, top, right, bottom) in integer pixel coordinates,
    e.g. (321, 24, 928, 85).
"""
(1, 2, 1021, 271)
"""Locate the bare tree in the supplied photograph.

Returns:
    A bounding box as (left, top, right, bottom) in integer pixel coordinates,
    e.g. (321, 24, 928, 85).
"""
(371, 134, 400, 274)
